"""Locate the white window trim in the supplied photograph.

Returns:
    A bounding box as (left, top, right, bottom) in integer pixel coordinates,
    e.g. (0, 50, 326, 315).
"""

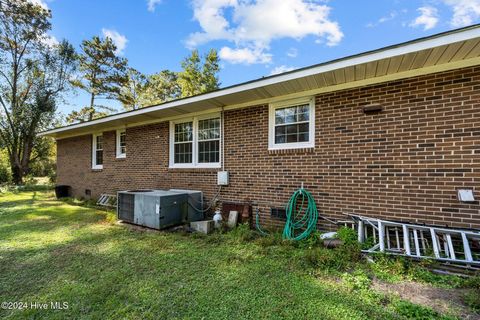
(268, 97, 315, 150)
(169, 113, 222, 169)
(116, 129, 126, 159)
(92, 133, 103, 170)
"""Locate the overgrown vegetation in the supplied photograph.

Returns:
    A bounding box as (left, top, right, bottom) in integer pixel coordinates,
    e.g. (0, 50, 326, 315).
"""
(0, 189, 478, 319)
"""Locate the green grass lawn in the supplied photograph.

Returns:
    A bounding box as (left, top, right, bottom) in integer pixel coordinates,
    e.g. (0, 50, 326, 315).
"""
(0, 189, 468, 319)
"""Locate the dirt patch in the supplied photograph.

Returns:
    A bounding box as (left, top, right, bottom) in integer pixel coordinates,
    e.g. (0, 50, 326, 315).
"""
(372, 279, 479, 319)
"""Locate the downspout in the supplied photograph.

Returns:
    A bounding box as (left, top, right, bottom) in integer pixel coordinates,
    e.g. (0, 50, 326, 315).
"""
(221, 106, 225, 171)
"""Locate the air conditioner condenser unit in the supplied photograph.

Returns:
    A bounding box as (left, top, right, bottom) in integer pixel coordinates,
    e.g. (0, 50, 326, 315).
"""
(117, 190, 188, 230)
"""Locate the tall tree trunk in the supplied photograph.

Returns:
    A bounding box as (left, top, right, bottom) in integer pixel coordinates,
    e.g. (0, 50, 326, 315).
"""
(10, 155, 24, 185)
(89, 92, 95, 121)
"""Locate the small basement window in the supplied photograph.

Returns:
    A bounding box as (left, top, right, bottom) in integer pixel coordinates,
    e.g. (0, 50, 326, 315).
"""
(92, 133, 103, 169)
(269, 97, 315, 150)
(116, 129, 126, 158)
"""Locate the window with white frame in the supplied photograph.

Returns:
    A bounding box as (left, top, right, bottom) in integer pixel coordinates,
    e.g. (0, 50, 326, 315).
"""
(269, 98, 315, 150)
(92, 133, 103, 169)
(116, 129, 126, 158)
(170, 114, 221, 168)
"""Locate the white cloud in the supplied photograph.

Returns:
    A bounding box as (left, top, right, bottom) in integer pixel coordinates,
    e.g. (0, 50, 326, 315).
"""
(29, 0, 49, 10)
(443, 0, 480, 27)
(366, 11, 398, 28)
(219, 46, 272, 64)
(270, 65, 295, 75)
(102, 28, 128, 55)
(287, 47, 298, 58)
(187, 0, 343, 65)
(410, 6, 439, 30)
(147, 0, 162, 12)
(41, 34, 59, 48)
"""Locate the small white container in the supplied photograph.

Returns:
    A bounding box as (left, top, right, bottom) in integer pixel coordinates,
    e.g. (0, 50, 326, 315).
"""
(213, 210, 223, 228)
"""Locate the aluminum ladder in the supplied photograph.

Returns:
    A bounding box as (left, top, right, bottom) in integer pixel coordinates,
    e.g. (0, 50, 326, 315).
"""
(348, 214, 480, 266)
(97, 194, 117, 207)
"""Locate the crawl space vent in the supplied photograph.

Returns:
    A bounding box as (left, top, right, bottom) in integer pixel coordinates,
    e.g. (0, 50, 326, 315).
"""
(271, 208, 287, 219)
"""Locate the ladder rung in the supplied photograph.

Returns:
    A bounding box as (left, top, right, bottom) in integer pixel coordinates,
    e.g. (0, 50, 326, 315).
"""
(446, 234, 456, 260)
(403, 225, 411, 255)
(461, 232, 474, 262)
(430, 228, 440, 259)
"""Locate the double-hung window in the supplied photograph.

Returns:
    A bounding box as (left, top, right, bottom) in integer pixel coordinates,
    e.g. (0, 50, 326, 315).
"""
(116, 129, 126, 158)
(170, 114, 221, 168)
(92, 133, 103, 169)
(269, 98, 315, 150)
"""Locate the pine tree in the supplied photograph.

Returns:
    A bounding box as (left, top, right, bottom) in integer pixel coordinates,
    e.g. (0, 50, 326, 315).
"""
(69, 36, 128, 121)
(177, 49, 220, 98)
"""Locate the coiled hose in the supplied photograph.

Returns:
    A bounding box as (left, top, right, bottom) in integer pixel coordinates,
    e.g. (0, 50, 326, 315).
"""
(255, 188, 319, 240)
(282, 188, 319, 241)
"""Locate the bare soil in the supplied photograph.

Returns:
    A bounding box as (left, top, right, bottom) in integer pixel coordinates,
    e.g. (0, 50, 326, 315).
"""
(372, 279, 480, 319)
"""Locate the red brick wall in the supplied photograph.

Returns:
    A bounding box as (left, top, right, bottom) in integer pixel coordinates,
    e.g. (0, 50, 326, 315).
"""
(57, 66, 480, 229)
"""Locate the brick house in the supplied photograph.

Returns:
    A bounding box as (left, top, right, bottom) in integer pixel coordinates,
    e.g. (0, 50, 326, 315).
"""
(42, 26, 480, 229)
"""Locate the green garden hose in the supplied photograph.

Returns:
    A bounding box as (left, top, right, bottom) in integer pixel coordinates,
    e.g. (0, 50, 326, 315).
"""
(255, 188, 319, 241)
(282, 188, 319, 241)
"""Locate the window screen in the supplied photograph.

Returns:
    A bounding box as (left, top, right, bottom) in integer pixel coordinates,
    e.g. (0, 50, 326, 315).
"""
(274, 104, 310, 144)
(174, 121, 193, 163)
(95, 135, 103, 166)
(198, 118, 220, 163)
(118, 131, 126, 155)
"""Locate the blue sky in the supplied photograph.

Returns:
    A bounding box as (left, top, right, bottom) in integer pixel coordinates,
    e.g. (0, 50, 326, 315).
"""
(36, 0, 480, 115)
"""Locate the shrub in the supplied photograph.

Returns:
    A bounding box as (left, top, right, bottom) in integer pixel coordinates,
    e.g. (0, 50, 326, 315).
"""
(0, 163, 11, 184)
(336, 227, 358, 245)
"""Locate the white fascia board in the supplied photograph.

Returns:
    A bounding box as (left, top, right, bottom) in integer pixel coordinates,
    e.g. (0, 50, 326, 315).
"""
(40, 26, 480, 137)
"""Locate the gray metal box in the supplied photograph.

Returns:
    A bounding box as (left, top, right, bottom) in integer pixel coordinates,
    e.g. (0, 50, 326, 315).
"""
(169, 189, 204, 222)
(117, 190, 188, 229)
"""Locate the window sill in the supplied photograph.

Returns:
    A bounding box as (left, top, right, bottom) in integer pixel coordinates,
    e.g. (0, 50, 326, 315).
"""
(91, 167, 103, 172)
(268, 143, 314, 151)
(268, 146, 315, 154)
(169, 163, 221, 170)
(115, 154, 126, 160)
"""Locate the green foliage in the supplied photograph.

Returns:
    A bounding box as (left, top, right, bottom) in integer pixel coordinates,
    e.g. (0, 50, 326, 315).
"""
(28, 136, 56, 178)
(296, 230, 323, 248)
(0, 0, 76, 184)
(0, 150, 12, 184)
(117, 67, 148, 110)
(391, 300, 455, 320)
(463, 275, 480, 312)
(255, 232, 285, 247)
(68, 35, 128, 122)
(463, 275, 480, 289)
(177, 49, 220, 98)
(367, 255, 464, 288)
(464, 288, 480, 312)
(141, 70, 181, 106)
(337, 227, 358, 245)
(303, 247, 353, 271)
(224, 223, 258, 244)
(65, 106, 108, 123)
(342, 270, 372, 291)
